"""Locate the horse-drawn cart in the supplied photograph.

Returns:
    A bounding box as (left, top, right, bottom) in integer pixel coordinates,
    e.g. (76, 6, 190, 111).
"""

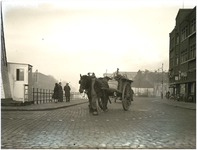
(101, 68, 134, 111)
(79, 69, 133, 113)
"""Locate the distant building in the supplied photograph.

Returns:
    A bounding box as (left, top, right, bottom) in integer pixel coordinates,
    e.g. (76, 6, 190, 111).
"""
(169, 6, 196, 102)
(32, 70, 58, 90)
(103, 71, 137, 80)
(131, 70, 169, 97)
(103, 70, 137, 92)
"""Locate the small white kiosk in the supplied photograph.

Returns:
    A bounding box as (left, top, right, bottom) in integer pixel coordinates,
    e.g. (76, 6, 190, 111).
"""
(8, 62, 33, 103)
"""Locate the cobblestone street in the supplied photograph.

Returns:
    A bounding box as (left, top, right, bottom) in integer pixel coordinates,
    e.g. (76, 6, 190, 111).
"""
(1, 97, 196, 149)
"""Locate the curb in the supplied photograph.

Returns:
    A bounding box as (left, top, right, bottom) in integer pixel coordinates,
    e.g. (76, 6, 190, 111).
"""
(1, 101, 88, 111)
(159, 101, 196, 110)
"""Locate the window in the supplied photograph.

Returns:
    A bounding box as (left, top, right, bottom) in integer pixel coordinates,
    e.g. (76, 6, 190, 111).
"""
(180, 84, 185, 94)
(176, 33, 179, 44)
(170, 58, 174, 68)
(170, 50, 174, 58)
(190, 43, 196, 59)
(16, 69, 24, 81)
(191, 82, 195, 94)
(175, 76, 179, 81)
(175, 54, 178, 65)
(170, 37, 174, 48)
(181, 53, 187, 63)
(191, 18, 196, 33)
(181, 50, 188, 63)
(181, 26, 188, 41)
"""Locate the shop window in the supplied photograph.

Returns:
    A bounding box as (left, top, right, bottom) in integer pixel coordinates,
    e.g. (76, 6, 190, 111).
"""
(180, 84, 185, 94)
(16, 69, 24, 81)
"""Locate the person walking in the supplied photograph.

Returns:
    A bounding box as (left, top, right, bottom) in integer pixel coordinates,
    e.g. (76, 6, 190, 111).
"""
(53, 83, 59, 103)
(58, 82, 63, 102)
(64, 83, 71, 102)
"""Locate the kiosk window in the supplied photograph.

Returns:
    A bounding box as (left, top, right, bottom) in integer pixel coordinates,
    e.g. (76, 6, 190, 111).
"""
(16, 69, 24, 81)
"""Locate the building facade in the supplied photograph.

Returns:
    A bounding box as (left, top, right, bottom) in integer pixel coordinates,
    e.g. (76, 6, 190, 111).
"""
(169, 6, 196, 102)
(1, 3, 12, 100)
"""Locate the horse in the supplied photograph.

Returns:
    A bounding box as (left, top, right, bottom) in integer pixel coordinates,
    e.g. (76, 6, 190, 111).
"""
(79, 74, 111, 115)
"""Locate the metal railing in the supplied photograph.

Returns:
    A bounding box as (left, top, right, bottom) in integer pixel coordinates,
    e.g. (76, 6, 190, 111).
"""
(32, 88, 87, 105)
(32, 88, 54, 104)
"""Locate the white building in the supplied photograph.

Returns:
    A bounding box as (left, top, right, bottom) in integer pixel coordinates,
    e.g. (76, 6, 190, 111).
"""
(7, 62, 33, 103)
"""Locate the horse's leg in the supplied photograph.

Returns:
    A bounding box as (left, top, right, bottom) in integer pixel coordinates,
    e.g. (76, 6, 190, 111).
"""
(104, 95, 109, 112)
(101, 90, 108, 112)
(91, 94, 98, 115)
(96, 96, 101, 112)
(90, 78, 99, 115)
(87, 94, 93, 113)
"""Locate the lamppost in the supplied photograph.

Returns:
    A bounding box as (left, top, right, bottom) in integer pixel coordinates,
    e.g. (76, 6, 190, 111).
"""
(158, 63, 163, 99)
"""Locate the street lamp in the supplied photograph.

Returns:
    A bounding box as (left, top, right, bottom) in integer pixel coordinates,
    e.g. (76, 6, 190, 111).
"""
(158, 63, 163, 99)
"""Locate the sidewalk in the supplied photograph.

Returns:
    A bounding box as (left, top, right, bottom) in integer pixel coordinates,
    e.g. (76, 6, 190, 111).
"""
(156, 98, 196, 110)
(1, 99, 89, 111)
(1, 97, 196, 111)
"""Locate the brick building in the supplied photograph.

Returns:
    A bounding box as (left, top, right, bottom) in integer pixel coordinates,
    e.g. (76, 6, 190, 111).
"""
(169, 6, 196, 102)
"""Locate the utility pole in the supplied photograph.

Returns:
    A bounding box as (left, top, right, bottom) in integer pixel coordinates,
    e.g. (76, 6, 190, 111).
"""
(158, 63, 164, 99)
(162, 63, 163, 99)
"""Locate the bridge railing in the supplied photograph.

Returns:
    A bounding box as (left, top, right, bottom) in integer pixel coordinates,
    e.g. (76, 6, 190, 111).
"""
(32, 88, 87, 104)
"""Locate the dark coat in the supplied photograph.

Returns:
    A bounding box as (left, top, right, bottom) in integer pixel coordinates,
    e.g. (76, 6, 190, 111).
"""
(53, 84, 59, 99)
(58, 85, 63, 101)
(64, 85, 71, 96)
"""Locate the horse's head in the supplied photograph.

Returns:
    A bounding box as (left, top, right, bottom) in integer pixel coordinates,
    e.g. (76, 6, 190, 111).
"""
(79, 74, 91, 93)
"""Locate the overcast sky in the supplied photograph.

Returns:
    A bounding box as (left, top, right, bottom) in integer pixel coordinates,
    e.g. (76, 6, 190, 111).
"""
(2, 0, 196, 90)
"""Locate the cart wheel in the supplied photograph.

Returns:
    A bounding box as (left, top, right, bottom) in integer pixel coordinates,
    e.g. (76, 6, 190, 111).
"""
(122, 82, 132, 111)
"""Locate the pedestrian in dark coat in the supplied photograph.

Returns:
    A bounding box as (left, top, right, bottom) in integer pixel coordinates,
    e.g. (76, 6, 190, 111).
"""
(53, 83, 59, 103)
(64, 83, 71, 102)
(58, 82, 63, 102)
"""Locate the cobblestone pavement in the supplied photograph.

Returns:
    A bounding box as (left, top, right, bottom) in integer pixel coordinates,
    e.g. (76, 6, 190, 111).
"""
(1, 97, 196, 149)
